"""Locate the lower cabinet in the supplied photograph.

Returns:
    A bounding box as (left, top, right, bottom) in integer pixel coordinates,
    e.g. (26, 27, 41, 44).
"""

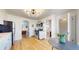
(5, 39, 12, 50)
(0, 38, 12, 50)
(0, 39, 5, 50)
(0, 33, 12, 50)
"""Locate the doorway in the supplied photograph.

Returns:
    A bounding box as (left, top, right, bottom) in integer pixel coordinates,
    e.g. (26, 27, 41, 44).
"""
(59, 17, 68, 41)
(22, 20, 29, 38)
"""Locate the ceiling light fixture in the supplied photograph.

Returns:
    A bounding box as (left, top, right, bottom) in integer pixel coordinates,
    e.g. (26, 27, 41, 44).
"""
(24, 9, 44, 17)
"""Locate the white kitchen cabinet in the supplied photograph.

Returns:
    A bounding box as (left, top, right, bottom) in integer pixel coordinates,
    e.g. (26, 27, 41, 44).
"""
(39, 31, 45, 39)
(0, 32, 12, 50)
(0, 38, 5, 50)
(0, 20, 4, 24)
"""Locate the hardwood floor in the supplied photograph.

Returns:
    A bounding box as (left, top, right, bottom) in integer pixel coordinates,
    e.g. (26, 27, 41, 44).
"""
(12, 37, 52, 50)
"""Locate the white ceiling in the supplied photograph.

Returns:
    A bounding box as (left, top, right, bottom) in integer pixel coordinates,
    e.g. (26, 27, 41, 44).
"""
(5, 9, 72, 20)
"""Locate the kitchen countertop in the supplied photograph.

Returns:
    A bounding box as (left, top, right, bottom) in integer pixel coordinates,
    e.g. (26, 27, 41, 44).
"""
(0, 32, 12, 39)
(50, 39, 79, 50)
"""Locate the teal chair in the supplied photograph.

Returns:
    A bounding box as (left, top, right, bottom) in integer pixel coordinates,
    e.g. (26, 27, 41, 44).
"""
(57, 34, 66, 44)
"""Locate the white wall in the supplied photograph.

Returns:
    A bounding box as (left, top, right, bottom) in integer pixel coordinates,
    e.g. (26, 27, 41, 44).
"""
(40, 15, 59, 39)
(29, 20, 38, 37)
(67, 11, 76, 43)
(41, 10, 77, 44)
(0, 10, 38, 41)
(76, 10, 79, 44)
(7, 15, 38, 40)
(0, 9, 78, 43)
(40, 16, 51, 39)
(51, 15, 59, 38)
(68, 10, 79, 44)
(56, 11, 77, 43)
(0, 11, 23, 41)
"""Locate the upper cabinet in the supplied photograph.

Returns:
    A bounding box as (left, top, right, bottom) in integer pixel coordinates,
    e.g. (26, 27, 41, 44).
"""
(0, 20, 4, 25)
